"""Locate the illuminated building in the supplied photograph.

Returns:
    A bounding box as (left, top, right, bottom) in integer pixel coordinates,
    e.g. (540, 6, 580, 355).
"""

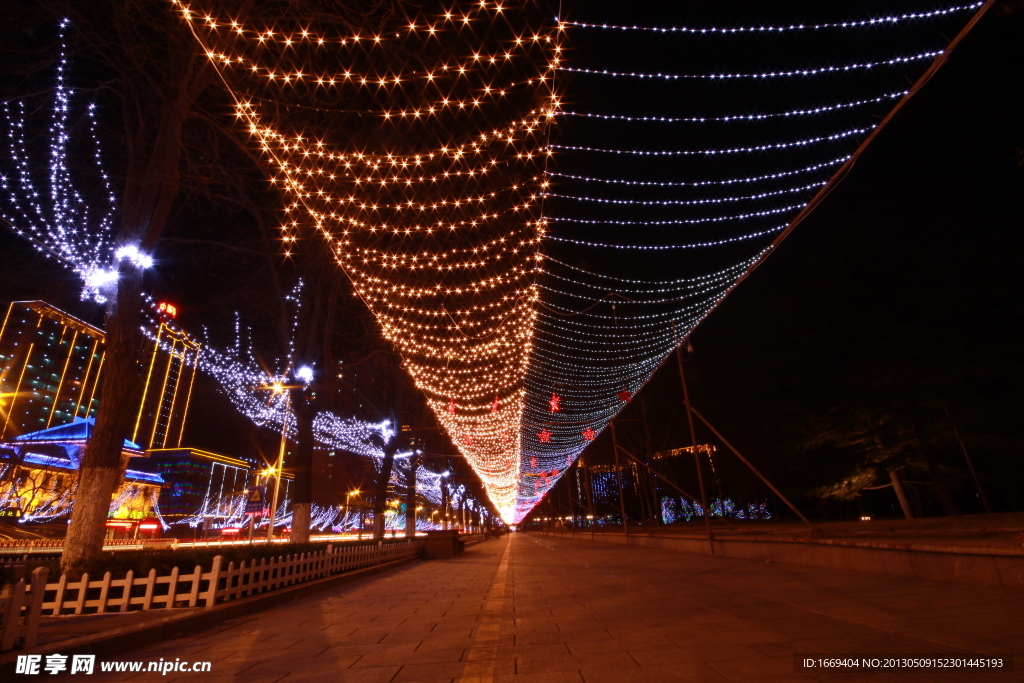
(0, 418, 164, 522)
(0, 301, 105, 438)
(147, 448, 260, 524)
(652, 444, 717, 461)
(588, 464, 623, 505)
(131, 320, 201, 450)
(0, 300, 200, 447)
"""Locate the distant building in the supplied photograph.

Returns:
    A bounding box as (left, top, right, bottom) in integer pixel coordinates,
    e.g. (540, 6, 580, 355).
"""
(0, 300, 200, 447)
(147, 447, 259, 524)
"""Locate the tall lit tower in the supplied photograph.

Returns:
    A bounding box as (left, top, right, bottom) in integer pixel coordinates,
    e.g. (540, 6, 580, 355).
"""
(0, 300, 200, 445)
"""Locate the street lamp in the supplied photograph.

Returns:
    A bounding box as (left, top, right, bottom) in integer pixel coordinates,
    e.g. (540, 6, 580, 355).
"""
(345, 490, 360, 538)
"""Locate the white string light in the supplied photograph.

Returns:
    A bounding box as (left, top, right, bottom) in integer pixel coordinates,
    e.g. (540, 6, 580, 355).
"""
(557, 50, 944, 81)
(562, 4, 980, 34)
(550, 126, 872, 156)
(558, 92, 908, 123)
(548, 155, 850, 187)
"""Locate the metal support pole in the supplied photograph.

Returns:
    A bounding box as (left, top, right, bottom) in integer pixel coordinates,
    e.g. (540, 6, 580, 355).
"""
(640, 392, 661, 524)
(689, 406, 813, 530)
(609, 420, 629, 538)
(946, 407, 993, 514)
(614, 440, 737, 530)
(676, 347, 714, 554)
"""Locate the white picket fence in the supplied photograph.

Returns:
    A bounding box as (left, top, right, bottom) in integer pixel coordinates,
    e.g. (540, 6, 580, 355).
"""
(0, 540, 422, 651)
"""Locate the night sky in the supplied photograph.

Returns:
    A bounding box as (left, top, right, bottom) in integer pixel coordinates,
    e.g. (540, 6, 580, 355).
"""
(544, 0, 1024, 520)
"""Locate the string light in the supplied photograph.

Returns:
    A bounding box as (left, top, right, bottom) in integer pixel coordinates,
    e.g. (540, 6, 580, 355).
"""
(558, 92, 908, 124)
(164, 1, 984, 524)
(550, 126, 872, 156)
(547, 155, 851, 187)
(557, 51, 944, 81)
(174, 0, 562, 523)
(563, 4, 981, 34)
(0, 19, 127, 304)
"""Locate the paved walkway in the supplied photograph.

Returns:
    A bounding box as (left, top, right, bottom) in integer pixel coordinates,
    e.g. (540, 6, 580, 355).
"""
(55, 533, 1022, 682)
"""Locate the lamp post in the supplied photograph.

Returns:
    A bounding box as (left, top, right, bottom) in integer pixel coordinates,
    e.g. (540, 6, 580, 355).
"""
(345, 490, 360, 538)
(266, 391, 289, 542)
(254, 375, 297, 543)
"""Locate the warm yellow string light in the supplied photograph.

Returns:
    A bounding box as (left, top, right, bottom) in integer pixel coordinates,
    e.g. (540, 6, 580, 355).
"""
(173, 0, 560, 521)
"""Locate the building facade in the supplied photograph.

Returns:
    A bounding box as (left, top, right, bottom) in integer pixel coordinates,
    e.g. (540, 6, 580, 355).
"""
(0, 301, 200, 446)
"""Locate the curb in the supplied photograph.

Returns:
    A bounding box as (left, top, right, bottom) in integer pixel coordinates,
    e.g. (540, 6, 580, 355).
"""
(0, 555, 420, 667)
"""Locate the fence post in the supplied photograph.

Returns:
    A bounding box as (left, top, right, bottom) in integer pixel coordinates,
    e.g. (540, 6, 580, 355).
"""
(97, 572, 112, 613)
(120, 570, 134, 612)
(205, 556, 223, 609)
(166, 567, 180, 609)
(73, 573, 89, 615)
(141, 569, 156, 609)
(23, 567, 48, 649)
(0, 578, 26, 651)
(51, 574, 67, 617)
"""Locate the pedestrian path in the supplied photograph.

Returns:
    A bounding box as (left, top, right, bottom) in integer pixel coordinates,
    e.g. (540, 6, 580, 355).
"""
(62, 533, 1023, 682)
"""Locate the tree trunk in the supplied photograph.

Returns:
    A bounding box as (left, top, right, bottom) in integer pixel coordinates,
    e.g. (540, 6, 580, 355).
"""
(290, 389, 316, 543)
(59, 6, 208, 576)
(372, 442, 397, 540)
(889, 468, 914, 519)
(62, 266, 144, 575)
(404, 455, 418, 537)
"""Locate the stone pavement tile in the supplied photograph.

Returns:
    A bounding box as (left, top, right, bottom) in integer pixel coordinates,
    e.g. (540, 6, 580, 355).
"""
(459, 672, 583, 683)
(249, 655, 361, 674)
(517, 651, 637, 675)
(311, 640, 422, 658)
(552, 617, 602, 631)
(514, 628, 613, 645)
(565, 635, 679, 654)
(501, 620, 560, 635)
(330, 629, 394, 645)
(577, 662, 727, 683)
(392, 659, 515, 681)
(429, 618, 483, 631)
(665, 628, 791, 647)
(379, 629, 472, 644)
(641, 613, 752, 629)
(704, 656, 794, 681)
(629, 645, 764, 665)
(415, 634, 515, 650)
(352, 647, 465, 668)
(462, 643, 570, 660)
(280, 666, 399, 683)
(512, 609, 555, 619)
(163, 677, 287, 683)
